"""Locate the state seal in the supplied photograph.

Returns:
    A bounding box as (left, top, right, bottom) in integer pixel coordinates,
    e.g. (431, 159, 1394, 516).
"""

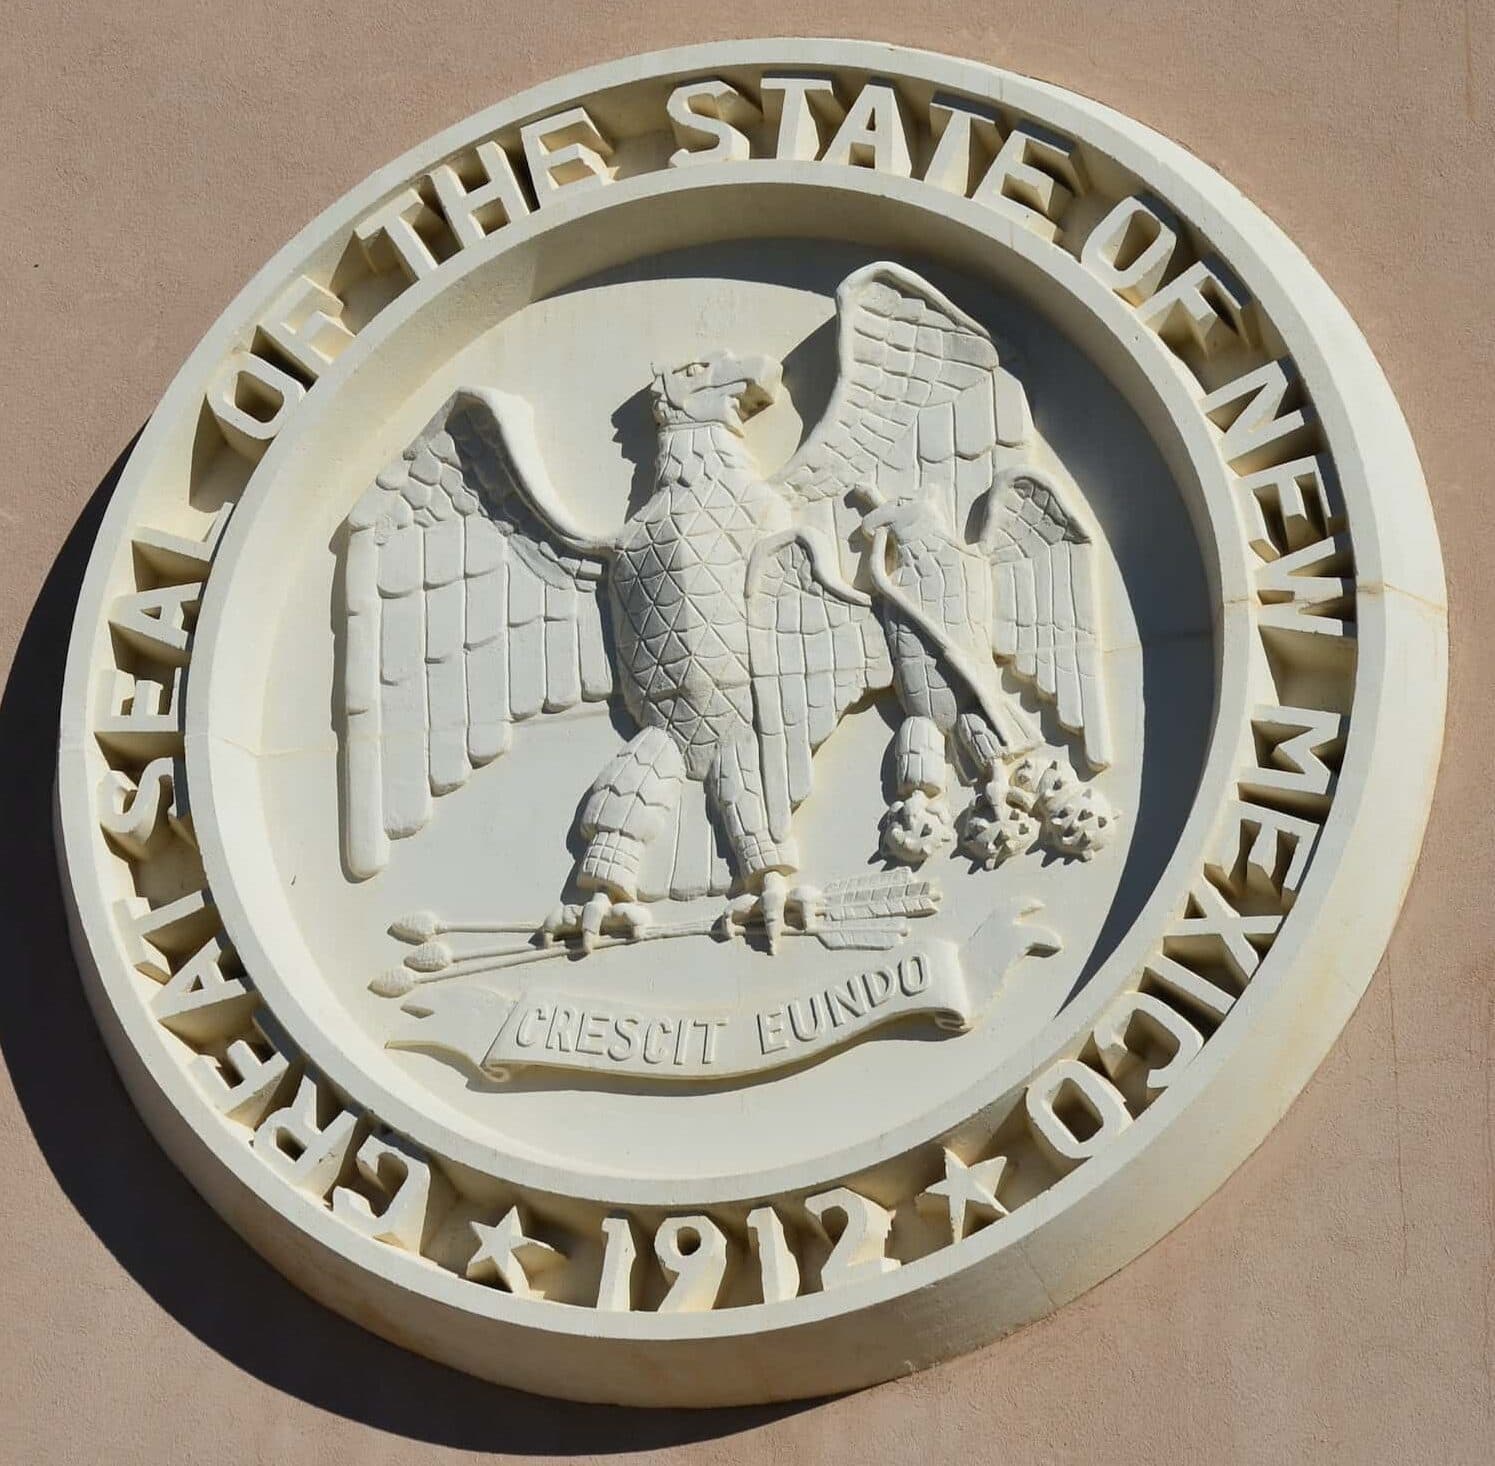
(56, 41, 1447, 1405)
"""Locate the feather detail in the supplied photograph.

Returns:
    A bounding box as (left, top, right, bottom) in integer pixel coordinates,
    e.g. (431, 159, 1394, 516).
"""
(337, 389, 614, 878)
(746, 529, 893, 843)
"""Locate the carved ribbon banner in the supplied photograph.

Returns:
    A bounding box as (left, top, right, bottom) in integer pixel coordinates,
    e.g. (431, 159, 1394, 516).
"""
(390, 944, 970, 1082)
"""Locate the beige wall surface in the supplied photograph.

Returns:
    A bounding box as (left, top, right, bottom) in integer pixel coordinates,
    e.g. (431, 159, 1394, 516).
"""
(2, 2, 1491, 1461)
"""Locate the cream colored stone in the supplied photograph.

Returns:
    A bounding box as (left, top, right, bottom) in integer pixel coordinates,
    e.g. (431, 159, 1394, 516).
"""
(52, 40, 1445, 1408)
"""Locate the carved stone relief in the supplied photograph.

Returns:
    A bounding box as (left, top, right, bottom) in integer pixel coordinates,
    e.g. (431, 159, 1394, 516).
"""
(57, 41, 1445, 1405)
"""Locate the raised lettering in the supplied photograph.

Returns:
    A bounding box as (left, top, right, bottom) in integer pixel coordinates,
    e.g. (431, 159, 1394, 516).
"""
(1094, 991, 1205, 1101)
(1025, 1058, 1133, 1171)
(654, 1215, 728, 1312)
(521, 107, 614, 201)
(151, 932, 255, 1044)
(747, 1205, 801, 1302)
(597, 1214, 639, 1311)
(252, 1074, 360, 1198)
(923, 97, 1001, 195)
(970, 124, 1085, 241)
(760, 76, 842, 160)
(804, 1186, 899, 1289)
(97, 755, 191, 858)
(1081, 195, 1178, 304)
(260, 274, 356, 380)
(354, 188, 442, 282)
(429, 139, 531, 248)
(821, 82, 912, 177)
(1201, 359, 1314, 472)
(666, 79, 761, 167)
(332, 1133, 444, 1251)
(1134, 258, 1251, 357)
(207, 351, 307, 460)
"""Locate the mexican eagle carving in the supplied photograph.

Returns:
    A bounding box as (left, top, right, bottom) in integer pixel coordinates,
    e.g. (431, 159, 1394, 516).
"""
(338, 263, 1116, 951)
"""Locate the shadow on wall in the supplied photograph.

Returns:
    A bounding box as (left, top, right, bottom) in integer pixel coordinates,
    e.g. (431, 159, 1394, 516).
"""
(0, 440, 815, 1450)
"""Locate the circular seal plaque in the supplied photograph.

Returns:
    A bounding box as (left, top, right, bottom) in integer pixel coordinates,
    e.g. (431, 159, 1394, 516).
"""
(57, 41, 1446, 1405)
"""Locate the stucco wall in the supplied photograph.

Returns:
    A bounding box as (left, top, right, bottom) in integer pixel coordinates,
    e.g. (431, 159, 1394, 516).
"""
(2, 2, 1490, 1461)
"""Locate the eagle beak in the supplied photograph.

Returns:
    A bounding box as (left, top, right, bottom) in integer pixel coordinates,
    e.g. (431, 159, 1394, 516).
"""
(733, 354, 782, 418)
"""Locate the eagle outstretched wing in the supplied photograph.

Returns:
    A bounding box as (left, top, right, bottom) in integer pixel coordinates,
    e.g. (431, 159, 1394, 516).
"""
(745, 530, 893, 845)
(978, 468, 1111, 768)
(340, 388, 613, 879)
(772, 262, 1111, 771)
(772, 261, 1031, 520)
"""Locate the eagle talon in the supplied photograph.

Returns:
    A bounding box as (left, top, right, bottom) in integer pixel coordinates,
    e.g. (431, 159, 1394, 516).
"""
(542, 894, 652, 952)
(724, 874, 824, 952)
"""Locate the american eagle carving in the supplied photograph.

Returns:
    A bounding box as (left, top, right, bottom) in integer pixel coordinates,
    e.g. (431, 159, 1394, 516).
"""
(339, 263, 1116, 952)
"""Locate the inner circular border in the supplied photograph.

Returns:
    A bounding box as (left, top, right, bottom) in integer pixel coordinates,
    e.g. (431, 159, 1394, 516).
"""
(187, 168, 1250, 1205)
(55, 40, 1446, 1403)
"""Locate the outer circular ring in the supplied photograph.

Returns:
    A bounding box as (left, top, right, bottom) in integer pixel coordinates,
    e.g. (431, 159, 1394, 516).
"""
(56, 40, 1445, 1405)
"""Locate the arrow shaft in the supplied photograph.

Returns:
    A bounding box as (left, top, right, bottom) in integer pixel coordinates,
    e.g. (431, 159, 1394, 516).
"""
(433, 920, 548, 936)
(383, 892, 934, 996)
(399, 916, 723, 990)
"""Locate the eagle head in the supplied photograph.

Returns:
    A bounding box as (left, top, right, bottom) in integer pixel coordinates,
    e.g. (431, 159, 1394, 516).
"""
(650, 350, 782, 435)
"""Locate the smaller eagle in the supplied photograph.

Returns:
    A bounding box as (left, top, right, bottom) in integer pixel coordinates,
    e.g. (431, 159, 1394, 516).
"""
(339, 263, 1115, 951)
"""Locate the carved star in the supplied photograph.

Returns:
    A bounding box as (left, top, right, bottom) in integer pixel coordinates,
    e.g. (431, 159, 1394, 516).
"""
(466, 1206, 563, 1297)
(916, 1148, 1011, 1241)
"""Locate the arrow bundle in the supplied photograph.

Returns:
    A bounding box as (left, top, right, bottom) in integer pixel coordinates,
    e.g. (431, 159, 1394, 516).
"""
(370, 870, 943, 998)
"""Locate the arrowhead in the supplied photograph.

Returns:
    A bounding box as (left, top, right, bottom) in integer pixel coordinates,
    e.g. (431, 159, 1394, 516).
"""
(404, 940, 454, 973)
(389, 910, 441, 943)
(369, 968, 415, 998)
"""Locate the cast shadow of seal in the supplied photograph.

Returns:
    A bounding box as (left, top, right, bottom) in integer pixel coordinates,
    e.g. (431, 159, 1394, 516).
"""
(0, 440, 816, 1451)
